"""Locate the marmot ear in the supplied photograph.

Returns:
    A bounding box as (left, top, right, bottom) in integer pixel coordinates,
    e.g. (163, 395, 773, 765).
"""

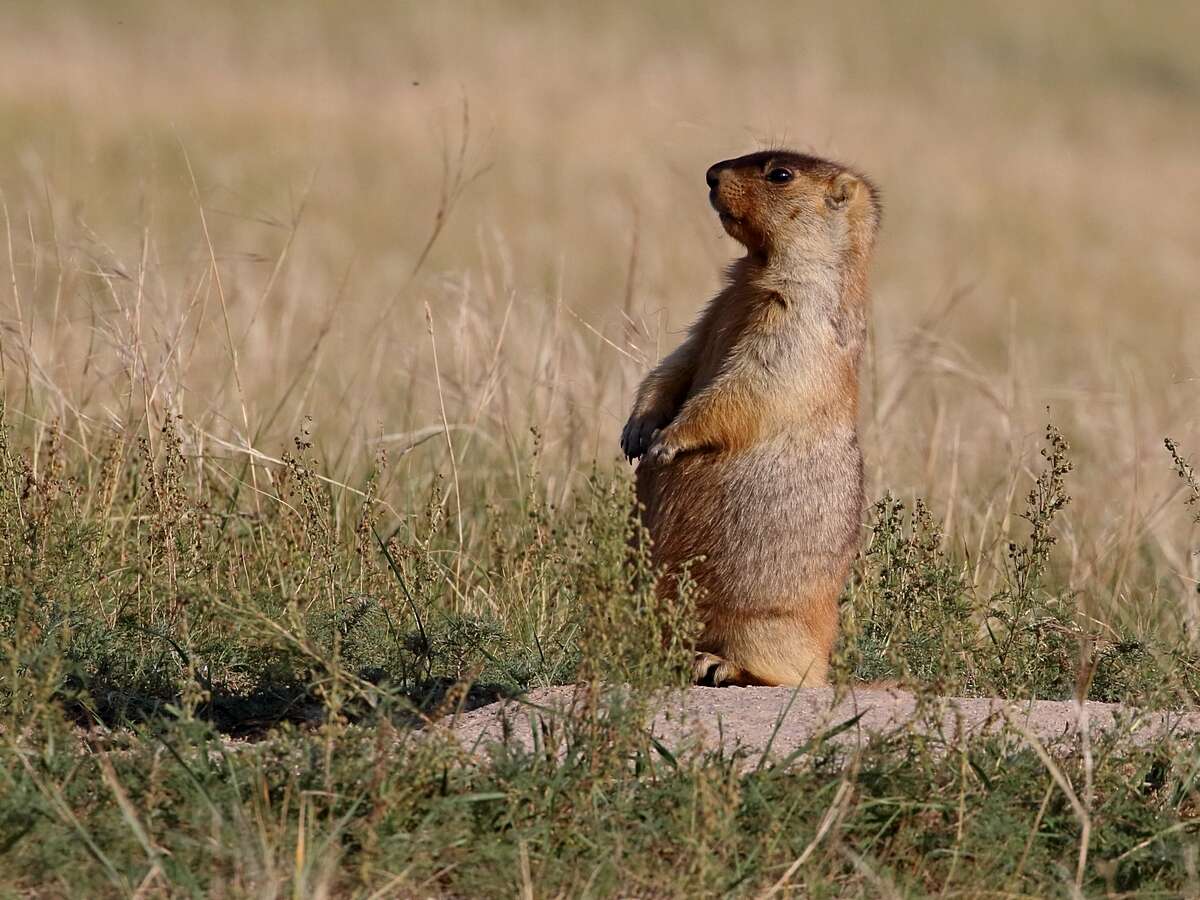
(826, 172, 861, 210)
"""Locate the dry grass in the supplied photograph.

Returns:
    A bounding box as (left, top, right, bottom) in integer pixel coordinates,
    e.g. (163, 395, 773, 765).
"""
(4, 2, 1198, 633)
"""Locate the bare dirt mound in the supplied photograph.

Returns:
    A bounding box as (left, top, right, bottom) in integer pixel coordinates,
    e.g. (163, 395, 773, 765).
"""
(447, 685, 1200, 762)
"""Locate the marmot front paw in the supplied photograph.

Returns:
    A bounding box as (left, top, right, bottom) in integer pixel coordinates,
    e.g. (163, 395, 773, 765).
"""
(620, 411, 668, 462)
(643, 435, 680, 466)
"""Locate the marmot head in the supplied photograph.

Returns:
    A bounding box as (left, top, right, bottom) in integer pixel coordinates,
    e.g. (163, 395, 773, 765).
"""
(706, 150, 881, 263)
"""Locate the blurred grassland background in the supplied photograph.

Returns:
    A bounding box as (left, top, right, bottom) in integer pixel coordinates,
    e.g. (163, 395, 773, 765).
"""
(2, 1, 1199, 630)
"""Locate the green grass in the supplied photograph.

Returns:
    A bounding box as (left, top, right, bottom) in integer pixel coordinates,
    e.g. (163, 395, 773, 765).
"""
(3, 410, 1200, 897)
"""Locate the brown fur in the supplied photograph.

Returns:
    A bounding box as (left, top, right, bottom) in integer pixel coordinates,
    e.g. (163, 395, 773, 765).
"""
(620, 149, 881, 687)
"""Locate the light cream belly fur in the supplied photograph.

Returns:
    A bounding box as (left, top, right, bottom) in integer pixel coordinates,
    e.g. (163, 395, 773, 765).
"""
(635, 427, 862, 685)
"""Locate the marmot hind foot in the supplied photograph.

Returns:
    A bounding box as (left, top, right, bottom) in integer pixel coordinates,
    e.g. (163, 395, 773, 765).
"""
(693, 652, 769, 687)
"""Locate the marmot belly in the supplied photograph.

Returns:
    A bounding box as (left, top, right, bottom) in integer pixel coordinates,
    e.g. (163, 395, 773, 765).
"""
(636, 427, 862, 616)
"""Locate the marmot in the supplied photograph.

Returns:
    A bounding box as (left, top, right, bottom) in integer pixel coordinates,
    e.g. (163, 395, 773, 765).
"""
(621, 149, 881, 687)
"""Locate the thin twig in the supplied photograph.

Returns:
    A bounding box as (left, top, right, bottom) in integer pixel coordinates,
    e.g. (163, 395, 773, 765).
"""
(197, 428, 402, 520)
(181, 142, 261, 517)
(426, 302, 464, 582)
(1003, 710, 1091, 890)
(759, 777, 853, 898)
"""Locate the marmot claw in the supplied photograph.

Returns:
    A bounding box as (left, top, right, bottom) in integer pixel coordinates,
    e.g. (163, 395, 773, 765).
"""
(620, 414, 663, 462)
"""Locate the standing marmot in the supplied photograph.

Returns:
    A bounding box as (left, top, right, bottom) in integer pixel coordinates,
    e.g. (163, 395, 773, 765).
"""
(621, 149, 881, 687)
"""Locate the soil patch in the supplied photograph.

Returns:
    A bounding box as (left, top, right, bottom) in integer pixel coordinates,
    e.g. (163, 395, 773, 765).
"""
(446, 685, 1200, 762)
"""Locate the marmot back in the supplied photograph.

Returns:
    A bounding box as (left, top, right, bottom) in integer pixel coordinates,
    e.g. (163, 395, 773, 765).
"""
(620, 149, 881, 687)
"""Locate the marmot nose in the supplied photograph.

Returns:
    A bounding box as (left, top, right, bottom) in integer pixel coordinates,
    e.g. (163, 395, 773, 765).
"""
(705, 165, 722, 189)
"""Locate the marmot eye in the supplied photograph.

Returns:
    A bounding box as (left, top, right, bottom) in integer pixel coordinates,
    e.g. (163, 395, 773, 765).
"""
(766, 168, 793, 184)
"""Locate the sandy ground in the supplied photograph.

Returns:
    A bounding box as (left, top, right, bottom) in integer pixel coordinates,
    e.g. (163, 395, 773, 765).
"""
(446, 685, 1200, 763)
